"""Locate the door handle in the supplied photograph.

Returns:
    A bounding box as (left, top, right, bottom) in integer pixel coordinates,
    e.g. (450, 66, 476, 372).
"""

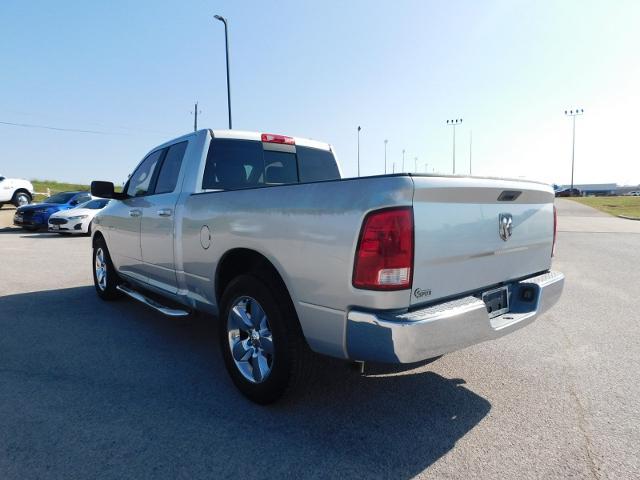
(129, 209, 142, 217)
(157, 208, 173, 217)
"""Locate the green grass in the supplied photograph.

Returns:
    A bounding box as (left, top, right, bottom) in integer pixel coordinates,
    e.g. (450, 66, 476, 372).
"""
(570, 196, 640, 219)
(31, 180, 90, 201)
(30, 179, 121, 202)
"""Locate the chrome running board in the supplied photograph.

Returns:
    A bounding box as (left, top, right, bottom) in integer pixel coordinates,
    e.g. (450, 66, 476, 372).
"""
(116, 285, 190, 317)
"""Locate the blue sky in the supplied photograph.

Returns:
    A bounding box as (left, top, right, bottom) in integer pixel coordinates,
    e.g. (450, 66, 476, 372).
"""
(1, 0, 639, 185)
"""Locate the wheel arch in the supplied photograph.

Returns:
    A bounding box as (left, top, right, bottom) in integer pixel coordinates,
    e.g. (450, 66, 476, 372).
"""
(215, 248, 295, 309)
(12, 188, 32, 200)
(92, 229, 106, 248)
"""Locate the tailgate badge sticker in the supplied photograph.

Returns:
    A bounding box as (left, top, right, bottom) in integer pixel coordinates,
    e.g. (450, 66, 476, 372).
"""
(498, 213, 513, 241)
(414, 288, 431, 299)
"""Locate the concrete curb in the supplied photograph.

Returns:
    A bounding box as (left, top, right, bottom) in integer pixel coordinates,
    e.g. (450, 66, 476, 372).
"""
(618, 215, 640, 221)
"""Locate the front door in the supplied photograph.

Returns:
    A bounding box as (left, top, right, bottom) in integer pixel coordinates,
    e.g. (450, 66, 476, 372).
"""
(106, 149, 164, 282)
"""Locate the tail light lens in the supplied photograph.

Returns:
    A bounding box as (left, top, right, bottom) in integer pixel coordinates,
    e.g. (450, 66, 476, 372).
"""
(353, 207, 414, 290)
(552, 205, 557, 257)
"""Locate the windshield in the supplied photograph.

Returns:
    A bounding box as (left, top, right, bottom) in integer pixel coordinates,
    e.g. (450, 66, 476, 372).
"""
(81, 199, 110, 209)
(44, 192, 76, 204)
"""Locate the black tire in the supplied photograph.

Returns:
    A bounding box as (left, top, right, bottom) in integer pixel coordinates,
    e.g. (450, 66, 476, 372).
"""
(219, 273, 315, 404)
(12, 191, 31, 208)
(92, 238, 122, 300)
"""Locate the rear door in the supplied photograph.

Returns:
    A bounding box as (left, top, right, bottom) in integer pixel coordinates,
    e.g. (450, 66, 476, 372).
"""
(410, 176, 555, 306)
(139, 141, 188, 293)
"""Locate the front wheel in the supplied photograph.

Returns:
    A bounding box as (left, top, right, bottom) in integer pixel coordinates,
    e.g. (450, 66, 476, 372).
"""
(219, 274, 315, 404)
(92, 239, 122, 300)
(12, 192, 31, 207)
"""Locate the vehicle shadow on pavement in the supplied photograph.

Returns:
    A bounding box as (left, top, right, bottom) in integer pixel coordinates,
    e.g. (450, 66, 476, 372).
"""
(0, 229, 87, 238)
(0, 286, 491, 480)
(15, 233, 87, 239)
(0, 227, 25, 234)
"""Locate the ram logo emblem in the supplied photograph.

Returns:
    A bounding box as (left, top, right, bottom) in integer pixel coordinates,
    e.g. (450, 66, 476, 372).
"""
(498, 213, 513, 241)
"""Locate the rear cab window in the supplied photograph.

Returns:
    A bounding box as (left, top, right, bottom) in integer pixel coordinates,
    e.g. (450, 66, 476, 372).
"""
(202, 138, 340, 190)
(296, 146, 340, 182)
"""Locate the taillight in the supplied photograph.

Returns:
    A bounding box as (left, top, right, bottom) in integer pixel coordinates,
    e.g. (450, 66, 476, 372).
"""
(552, 205, 557, 257)
(353, 207, 414, 290)
(261, 133, 295, 145)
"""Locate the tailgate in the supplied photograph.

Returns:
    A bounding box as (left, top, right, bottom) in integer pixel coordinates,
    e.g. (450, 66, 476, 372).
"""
(410, 176, 555, 306)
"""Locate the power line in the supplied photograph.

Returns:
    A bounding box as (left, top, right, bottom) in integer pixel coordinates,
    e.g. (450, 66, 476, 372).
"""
(0, 120, 118, 135)
(0, 119, 175, 136)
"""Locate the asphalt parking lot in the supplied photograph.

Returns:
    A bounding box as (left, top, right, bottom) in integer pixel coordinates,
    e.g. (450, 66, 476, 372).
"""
(1, 199, 639, 479)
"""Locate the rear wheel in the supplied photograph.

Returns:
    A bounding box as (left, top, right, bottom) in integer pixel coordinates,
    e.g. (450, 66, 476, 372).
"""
(12, 191, 31, 207)
(219, 274, 315, 404)
(92, 238, 122, 300)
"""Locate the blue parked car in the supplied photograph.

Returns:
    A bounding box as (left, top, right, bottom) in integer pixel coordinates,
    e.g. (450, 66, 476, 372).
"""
(13, 191, 92, 231)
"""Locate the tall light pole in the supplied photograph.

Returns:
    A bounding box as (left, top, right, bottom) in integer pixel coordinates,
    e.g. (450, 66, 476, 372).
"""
(384, 139, 388, 174)
(214, 15, 232, 129)
(402, 149, 405, 172)
(564, 108, 584, 192)
(424, 163, 428, 173)
(357, 126, 362, 177)
(414, 157, 418, 172)
(446, 118, 463, 174)
(191, 101, 202, 132)
(392, 162, 395, 173)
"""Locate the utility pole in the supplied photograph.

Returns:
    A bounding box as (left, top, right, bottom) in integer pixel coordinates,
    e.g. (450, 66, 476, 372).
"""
(357, 126, 362, 177)
(402, 149, 405, 172)
(564, 109, 584, 192)
(392, 162, 395, 173)
(414, 157, 418, 172)
(214, 15, 232, 129)
(384, 139, 388, 174)
(191, 101, 201, 132)
(446, 118, 463, 174)
(424, 163, 428, 173)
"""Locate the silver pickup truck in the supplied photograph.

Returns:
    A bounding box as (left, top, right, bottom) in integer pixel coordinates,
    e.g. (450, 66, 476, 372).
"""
(91, 129, 564, 403)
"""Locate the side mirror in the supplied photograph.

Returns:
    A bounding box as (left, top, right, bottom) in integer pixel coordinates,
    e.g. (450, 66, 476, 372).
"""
(91, 181, 126, 200)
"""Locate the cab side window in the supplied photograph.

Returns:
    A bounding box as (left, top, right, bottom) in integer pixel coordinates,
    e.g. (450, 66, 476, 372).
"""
(126, 149, 164, 197)
(154, 141, 188, 194)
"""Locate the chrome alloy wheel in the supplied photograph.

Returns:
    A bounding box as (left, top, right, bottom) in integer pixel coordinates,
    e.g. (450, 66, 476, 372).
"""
(227, 296, 274, 384)
(16, 193, 30, 206)
(95, 247, 107, 291)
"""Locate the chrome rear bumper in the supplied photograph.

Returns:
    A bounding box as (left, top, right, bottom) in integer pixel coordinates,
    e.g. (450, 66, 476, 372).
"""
(346, 270, 564, 363)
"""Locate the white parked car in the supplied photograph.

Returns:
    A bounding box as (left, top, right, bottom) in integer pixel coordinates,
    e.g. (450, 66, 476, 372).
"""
(0, 176, 34, 207)
(48, 198, 109, 235)
(626, 191, 640, 196)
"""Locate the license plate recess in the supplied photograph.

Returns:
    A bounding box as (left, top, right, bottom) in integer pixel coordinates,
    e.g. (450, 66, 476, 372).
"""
(482, 286, 509, 318)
